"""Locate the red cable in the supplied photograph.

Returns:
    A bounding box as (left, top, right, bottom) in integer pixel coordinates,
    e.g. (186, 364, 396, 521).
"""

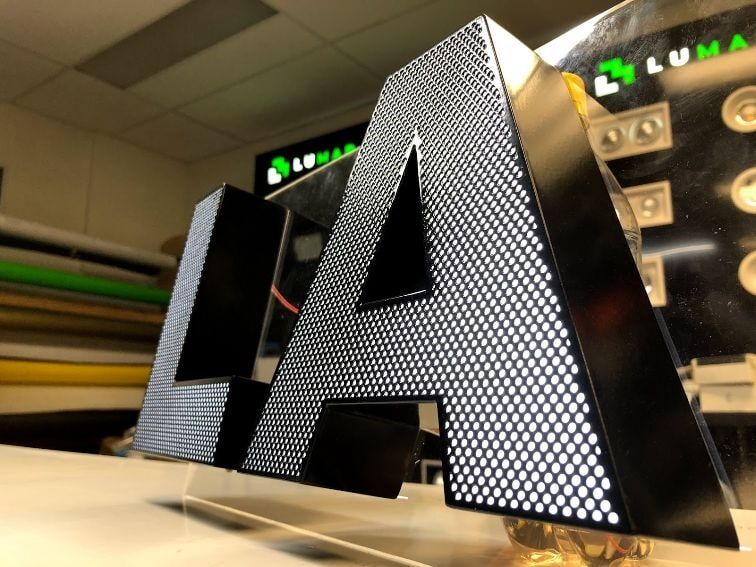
(271, 284, 300, 315)
(607, 535, 632, 554)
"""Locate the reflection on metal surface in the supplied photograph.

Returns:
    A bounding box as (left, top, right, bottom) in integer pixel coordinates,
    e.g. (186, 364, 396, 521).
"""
(645, 241, 717, 258)
(700, 386, 756, 415)
(731, 168, 756, 213)
(630, 115, 664, 145)
(694, 351, 756, 499)
(661, 44, 755, 94)
(599, 126, 624, 153)
(535, 9, 609, 65)
(503, 518, 563, 564)
(722, 86, 756, 132)
(267, 152, 356, 230)
(589, 102, 672, 160)
(693, 354, 756, 386)
(538, 1, 756, 364)
(502, 516, 655, 565)
(556, 525, 655, 565)
(624, 181, 674, 228)
(739, 251, 756, 295)
(642, 255, 668, 307)
(540, 1, 755, 66)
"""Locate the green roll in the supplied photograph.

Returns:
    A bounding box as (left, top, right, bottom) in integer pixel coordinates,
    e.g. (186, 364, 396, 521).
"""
(0, 261, 170, 305)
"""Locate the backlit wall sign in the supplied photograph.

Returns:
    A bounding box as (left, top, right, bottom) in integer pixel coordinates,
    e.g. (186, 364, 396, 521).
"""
(254, 123, 367, 196)
(594, 32, 750, 96)
(135, 17, 739, 549)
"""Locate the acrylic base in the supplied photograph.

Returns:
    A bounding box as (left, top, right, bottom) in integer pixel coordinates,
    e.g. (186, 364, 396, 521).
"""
(183, 463, 752, 566)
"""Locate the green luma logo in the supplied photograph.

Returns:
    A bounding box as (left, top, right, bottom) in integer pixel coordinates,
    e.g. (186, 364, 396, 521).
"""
(594, 33, 750, 97)
(694, 34, 749, 58)
(594, 57, 636, 96)
(267, 143, 358, 185)
(270, 156, 290, 179)
(599, 58, 636, 84)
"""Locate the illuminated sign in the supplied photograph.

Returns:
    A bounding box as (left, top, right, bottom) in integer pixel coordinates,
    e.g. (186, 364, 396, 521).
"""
(254, 123, 367, 196)
(594, 33, 750, 97)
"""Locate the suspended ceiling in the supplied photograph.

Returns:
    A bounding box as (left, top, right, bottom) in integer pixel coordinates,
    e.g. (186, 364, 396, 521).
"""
(0, 0, 618, 162)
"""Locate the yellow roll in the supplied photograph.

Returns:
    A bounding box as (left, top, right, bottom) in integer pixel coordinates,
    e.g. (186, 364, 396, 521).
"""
(0, 358, 150, 387)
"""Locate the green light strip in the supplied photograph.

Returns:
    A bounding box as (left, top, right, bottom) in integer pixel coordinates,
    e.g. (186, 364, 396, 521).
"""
(0, 261, 171, 305)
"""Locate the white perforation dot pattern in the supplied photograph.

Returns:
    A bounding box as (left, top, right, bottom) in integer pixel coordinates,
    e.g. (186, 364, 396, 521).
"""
(243, 21, 623, 529)
(134, 189, 229, 463)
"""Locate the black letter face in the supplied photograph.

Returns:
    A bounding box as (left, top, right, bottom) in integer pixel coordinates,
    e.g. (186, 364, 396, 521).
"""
(242, 20, 627, 530)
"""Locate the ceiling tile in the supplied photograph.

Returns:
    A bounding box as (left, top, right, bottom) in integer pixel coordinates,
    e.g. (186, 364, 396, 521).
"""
(337, 0, 618, 77)
(0, 0, 189, 65)
(180, 46, 380, 141)
(250, 101, 375, 153)
(266, 0, 431, 40)
(130, 14, 322, 108)
(335, 0, 494, 77)
(120, 113, 243, 162)
(0, 40, 61, 101)
(16, 70, 164, 134)
(78, 0, 276, 88)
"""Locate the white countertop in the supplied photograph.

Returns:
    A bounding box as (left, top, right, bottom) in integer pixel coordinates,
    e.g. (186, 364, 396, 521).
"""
(0, 445, 753, 566)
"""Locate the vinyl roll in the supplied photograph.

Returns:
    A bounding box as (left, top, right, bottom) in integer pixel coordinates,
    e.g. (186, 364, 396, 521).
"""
(0, 281, 164, 311)
(0, 290, 164, 325)
(0, 261, 170, 305)
(0, 327, 157, 357)
(0, 307, 161, 341)
(80, 262, 159, 286)
(0, 214, 176, 270)
(0, 358, 150, 386)
(0, 384, 145, 413)
(0, 342, 155, 365)
(0, 246, 159, 286)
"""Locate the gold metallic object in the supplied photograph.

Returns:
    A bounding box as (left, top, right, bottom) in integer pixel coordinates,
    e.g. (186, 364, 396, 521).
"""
(503, 518, 565, 565)
(556, 527, 655, 566)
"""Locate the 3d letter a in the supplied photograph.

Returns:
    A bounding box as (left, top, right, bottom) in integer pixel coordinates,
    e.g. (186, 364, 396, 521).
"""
(236, 17, 737, 548)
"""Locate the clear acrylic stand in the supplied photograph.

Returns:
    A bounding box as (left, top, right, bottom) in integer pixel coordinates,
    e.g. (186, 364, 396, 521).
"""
(182, 462, 752, 565)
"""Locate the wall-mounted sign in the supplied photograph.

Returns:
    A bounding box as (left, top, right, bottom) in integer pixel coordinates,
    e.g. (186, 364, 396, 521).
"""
(254, 123, 367, 196)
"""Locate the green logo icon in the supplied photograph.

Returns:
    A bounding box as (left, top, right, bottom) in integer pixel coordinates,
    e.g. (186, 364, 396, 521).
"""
(271, 156, 291, 179)
(598, 57, 636, 85)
